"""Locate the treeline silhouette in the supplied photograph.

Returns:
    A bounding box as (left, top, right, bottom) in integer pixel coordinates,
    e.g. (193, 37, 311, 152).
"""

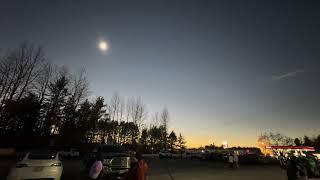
(0, 43, 186, 152)
(259, 132, 320, 151)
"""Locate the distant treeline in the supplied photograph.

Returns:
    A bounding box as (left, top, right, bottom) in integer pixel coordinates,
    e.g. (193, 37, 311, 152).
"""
(0, 43, 186, 153)
(259, 132, 320, 151)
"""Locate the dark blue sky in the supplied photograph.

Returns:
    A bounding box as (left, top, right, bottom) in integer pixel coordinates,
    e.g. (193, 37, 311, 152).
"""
(1, 0, 320, 146)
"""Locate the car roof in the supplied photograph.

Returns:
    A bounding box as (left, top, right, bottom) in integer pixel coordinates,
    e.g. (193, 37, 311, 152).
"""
(25, 150, 58, 160)
(28, 150, 58, 154)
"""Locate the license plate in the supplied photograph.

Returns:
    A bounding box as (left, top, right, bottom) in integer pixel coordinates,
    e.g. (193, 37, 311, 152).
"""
(33, 166, 43, 172)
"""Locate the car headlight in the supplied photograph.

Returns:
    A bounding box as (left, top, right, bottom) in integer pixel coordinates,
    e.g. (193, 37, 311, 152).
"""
(16, 163, 28, 168)
(51, 163, 62, 166)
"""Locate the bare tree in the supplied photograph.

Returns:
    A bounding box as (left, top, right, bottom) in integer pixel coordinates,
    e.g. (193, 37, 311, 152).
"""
(160, 107, 169, 149)
(0, 57, 14, 105)
(106, 93, 125, 143)
(0, 43, 46, 128)
(283, 136, 294, 146)
(116, 95, 125, 122)
(0, 43, 45, 104)
(151, 112, 160, 126)
(128, 97, 147, 129)
(258, 133, 271, 154)
(126, 98, 134, 122)
(35, 63, 53, 105)
(269, 133, 285, 146)
(261, 132, 294, 146)
(161, 107, 169, 133)
(16, 46, 46, 100)
(70, 68, 89, 107)
(108, 92, 124, 122)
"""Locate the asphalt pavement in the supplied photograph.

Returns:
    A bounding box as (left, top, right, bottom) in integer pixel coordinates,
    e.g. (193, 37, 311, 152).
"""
(1, 158, 288, 180)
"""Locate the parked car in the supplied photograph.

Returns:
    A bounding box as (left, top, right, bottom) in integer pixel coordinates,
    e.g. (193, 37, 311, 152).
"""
(189, 151, 205, 159)
(171, 152, 184, 159)
(7, 150, 63, 180)
(238, 154, 264, 164)
(159, 150, 172, 159)
(59, 148, 80, 159)
(313, 153, 320, 160)
(204, 152, 226, 161)
(159, 150, 189, 159)
(84, 145, 133, 179)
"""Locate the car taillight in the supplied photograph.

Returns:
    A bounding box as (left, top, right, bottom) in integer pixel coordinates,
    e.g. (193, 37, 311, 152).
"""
(51, 163, 62, 166)
(16, 163, 28, 168)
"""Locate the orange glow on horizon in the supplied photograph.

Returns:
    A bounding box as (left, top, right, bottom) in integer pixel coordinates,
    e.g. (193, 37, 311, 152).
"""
(185, 136, 258, 148)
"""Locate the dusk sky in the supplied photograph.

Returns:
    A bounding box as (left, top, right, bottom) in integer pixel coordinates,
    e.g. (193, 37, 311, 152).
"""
(1, 0, 320, 147)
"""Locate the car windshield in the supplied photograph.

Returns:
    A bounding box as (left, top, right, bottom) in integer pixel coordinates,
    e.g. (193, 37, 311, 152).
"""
(100, 146, 125, 153)
(28, 151, 57, 160)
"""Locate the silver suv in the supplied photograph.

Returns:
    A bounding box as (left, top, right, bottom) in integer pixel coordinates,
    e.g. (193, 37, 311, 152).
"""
(94, 145, 133, 177)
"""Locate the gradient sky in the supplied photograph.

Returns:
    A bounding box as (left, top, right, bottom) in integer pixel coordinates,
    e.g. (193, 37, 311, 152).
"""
(1, 0, 320, 147)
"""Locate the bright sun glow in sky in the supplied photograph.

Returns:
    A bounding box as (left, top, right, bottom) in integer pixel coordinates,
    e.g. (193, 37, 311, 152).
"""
(98, 41, 109, 52)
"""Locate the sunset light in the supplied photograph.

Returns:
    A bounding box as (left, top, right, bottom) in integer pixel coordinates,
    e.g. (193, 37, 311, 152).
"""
(1, 1, 320, 180)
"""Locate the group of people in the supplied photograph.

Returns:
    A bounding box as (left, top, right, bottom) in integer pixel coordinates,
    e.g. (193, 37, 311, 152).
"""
(285, 152, 320, 180)
(88, 153, 148, 180)
(227, 152, 239, 169)
(87, 151, 240, 179)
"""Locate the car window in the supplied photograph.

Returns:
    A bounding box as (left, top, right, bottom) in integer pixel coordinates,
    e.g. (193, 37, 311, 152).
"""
(28, 152, 57, 160)
(58, 154, 63, 161)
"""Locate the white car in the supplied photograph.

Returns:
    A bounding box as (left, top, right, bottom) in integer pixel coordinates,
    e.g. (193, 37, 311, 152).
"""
(7, 151, 63, 180)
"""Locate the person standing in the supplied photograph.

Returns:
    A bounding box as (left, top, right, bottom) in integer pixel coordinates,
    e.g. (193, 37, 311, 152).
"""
(124, 153, 148, 180)
(228, 153, 234, 168)
(233, 152, 239, 168)
(88, 155, 105, 180)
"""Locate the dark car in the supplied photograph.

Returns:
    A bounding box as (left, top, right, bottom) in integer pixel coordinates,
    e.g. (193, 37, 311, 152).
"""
(238, 154, 264, 164)
(85, 145, 133, 178)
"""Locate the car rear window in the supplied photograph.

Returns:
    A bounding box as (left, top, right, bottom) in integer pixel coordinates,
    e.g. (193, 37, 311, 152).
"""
(28, 152, 57, 159)
(100, 146, 125, 153)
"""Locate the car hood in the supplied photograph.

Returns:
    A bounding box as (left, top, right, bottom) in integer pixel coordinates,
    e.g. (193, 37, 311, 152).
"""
(21, 159, 61, 167)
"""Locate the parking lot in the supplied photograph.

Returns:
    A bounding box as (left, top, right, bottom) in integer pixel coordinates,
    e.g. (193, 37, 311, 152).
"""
(1, 157, 287, 180)
(145, 159, 287, 180)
